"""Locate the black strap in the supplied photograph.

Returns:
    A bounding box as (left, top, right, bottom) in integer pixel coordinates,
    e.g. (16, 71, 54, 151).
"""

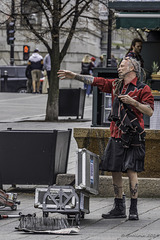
(110, 97, 145, 147)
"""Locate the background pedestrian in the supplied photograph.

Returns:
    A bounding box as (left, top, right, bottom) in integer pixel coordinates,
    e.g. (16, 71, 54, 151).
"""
(43, 53, 51, 88)
(80, 55, 92, 96)
(25, 64, 32, 93)
(126, 38, 144, 68)
(28, 48, 43, 94)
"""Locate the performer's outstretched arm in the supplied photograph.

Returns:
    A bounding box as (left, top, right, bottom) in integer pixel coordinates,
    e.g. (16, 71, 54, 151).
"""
(57, 70, 94, 85)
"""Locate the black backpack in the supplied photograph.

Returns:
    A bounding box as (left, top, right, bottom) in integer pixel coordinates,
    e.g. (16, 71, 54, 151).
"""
(81, 62, 91, 75)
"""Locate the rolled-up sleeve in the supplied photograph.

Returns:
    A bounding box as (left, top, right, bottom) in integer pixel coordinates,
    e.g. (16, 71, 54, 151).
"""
(141, 85, 154, 111)
(92, 77, 114, 93)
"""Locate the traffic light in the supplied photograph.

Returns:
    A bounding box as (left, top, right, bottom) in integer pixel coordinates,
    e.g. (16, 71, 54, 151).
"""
(23, 45, 30, 60)
(6, 19, 15, 45)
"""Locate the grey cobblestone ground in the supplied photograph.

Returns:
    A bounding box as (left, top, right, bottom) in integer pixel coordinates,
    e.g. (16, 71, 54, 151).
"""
(0, 93, 160, 240)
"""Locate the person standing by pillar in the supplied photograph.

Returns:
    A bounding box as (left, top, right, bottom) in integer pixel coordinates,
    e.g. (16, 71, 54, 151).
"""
(111, 55, 118, 67)
(97, 55, 104, 68)
(43, 53, 51, 87)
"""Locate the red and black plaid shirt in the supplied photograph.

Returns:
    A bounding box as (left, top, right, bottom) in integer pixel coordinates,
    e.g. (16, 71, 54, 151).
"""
(92, 77, 154, 138)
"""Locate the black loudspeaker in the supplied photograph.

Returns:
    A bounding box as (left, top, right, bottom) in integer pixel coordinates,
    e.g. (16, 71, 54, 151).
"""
(0, 129, 71, 186)
(59, 88, 86, 119)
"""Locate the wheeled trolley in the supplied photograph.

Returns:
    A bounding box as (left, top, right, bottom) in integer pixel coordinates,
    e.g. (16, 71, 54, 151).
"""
(34, 148, 99, 225)
(34, 185, 89, 225)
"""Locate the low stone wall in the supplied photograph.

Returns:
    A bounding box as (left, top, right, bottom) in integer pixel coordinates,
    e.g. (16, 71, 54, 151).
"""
(56, 174, 160, 198)
(73, 128, 160, 178)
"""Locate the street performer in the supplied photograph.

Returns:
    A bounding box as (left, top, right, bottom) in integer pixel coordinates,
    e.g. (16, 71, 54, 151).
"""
(57, 57, 154, 220)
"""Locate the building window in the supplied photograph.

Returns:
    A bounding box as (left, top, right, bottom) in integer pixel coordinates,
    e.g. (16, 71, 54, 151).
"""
(21, 0, 42, 26)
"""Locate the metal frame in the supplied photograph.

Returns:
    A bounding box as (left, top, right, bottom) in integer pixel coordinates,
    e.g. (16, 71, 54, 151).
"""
(34, 185, 90, 225)
(108, 1, 160, 12)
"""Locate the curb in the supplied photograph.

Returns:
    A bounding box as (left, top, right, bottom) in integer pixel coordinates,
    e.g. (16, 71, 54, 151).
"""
(56, 174, 160, 198)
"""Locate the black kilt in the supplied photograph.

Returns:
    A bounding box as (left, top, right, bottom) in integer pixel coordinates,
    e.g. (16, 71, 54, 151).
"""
(102, 137, 145, 172)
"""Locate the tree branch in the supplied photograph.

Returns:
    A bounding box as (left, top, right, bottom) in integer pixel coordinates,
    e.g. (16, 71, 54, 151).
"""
(60, 0, 93, 62)
(23, 15, 50, 52)
(36, 0, 52, 31)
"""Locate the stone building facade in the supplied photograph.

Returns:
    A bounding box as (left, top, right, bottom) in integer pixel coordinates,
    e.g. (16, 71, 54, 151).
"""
(0, 0, 103, 88)
(0, 1, 144, 88)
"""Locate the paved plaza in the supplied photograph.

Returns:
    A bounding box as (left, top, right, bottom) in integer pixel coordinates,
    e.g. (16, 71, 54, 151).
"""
(0, 92, 160, 240)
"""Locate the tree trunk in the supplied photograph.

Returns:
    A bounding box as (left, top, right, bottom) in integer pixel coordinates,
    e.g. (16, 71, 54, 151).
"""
(45, 43, 60, 121)
(45, 0, 60, 122)
(45, 59, 59, 122)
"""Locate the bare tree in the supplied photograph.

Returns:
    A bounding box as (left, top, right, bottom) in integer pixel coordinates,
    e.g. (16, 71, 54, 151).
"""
(20, 0, 103, 121)
(0, 0, 108, 121)
(1, 1, 146, 122)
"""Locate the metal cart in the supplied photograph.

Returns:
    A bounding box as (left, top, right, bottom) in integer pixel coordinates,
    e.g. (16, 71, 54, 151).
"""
(34, 148, 99, 225)
(35, 185, 89, 225)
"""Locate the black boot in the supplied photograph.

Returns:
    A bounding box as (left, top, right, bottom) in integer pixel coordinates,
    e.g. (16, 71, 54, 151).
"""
(102, 198, 127, 219)
(129, 198, 139, 220)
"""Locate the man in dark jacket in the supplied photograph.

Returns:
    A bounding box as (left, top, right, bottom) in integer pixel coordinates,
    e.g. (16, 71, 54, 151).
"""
(25, 64, 32, 93)
(28, 48, 43, 93)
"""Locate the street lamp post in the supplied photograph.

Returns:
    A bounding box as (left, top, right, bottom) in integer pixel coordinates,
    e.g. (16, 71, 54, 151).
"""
(107, 9, 113, 67)
(10, 0, 15, 66)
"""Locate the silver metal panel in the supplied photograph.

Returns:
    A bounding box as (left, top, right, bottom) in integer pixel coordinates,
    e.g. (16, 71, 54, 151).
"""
(79, 192, 90, 214)
(75, 148, 99, 195)
(34, 187, 76, 210)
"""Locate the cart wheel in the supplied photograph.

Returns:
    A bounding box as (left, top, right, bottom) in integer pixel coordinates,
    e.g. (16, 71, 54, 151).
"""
(43, 212, 49, 217)
(67, 214, 76, 221)
(11, 205, 17, 211)
(81, 212, 85, 219)
(67, 214, 72, 219)
(75, 213, 80, 225)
